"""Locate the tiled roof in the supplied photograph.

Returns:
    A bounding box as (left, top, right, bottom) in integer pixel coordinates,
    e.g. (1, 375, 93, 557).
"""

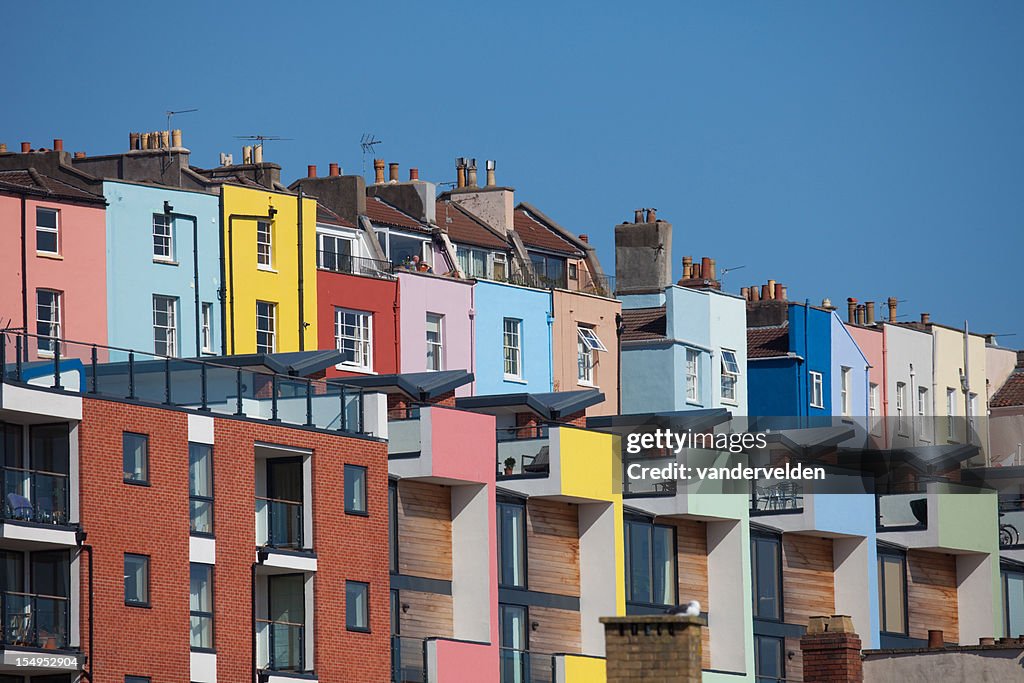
(621, 307, 667, 342)
(992, 371, 1024, 408)
(316, 202, 356, 228)
(437, 200, 509, 250)
(0, 169, 104, 202)
(513, 207, 582, 255)
(748, 325, 790, 358)
(365, 196, 427, 232)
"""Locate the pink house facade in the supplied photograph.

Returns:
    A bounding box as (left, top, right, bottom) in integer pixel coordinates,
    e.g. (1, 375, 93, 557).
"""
(0, 171, 108, 361)
(397, 272, 475, 395)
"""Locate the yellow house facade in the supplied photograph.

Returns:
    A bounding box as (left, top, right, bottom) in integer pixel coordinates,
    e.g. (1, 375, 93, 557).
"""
(220, 184, 318, 354)
(929, 324, 988, 460)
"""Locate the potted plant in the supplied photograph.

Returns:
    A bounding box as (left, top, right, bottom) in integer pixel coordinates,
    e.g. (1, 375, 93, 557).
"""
(503, 457, 517, 475)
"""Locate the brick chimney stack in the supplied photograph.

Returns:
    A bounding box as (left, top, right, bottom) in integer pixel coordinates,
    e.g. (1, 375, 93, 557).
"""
(614, 209, 673, 295)
(601, 614, 703, 683)
(800, 615, 863, 683)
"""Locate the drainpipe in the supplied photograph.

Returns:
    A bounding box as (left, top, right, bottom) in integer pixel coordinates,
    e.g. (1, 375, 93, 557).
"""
(164, 205, 201, 356)
(251, 562, 257, 683)
(469, 285, 476, 394)
(79, 543, 94, 681)
(548, 291, 555, 392)
(909, 363, 917, 447)
(804, 301, 810, 426)
(881, 326, 889, 445)
(20, 195, 28, 358)
(297, 189, 305, 351)
(393, 278, 401, 373)
(218, 193, 228, 355)
(225, 210, 277, 355)
(616, 311, 623, 414)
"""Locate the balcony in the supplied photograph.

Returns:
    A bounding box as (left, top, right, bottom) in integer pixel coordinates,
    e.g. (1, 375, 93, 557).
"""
(256, 618, 305, 672)
(391, 635, 426, 683)
(1, 591, 68, 650)
(318, 251, 395, 280)
(256, 497, 303, 550)
(497, 426, 550, 478)
(750, 480, 805, 516)
(999, 497, 1024, 549)
(3, 466, 69, 526)
(877, 487, 929, 531)
(500, 647, 553, 683)
(876, 480, 999, 555)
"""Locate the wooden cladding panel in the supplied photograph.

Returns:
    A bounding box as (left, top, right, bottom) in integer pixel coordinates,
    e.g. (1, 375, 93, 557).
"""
(529, 606, 582, 680)
(527, 500, 580, 597)
(397, 481, 452, 581)
(782, 534, 835, 625)
(398, 589, 453, 639)
(907, 550, 958, 642)
(666, 517, 711, 670)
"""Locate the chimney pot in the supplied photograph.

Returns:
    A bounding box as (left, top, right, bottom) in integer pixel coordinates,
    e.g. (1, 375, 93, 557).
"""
(389, 162, 399, 183)
(456, 158, 466, 189)
(0, 143, 7, 154)
(682, 255, 693, 278)
(21, 142, 31, 153)
(762, 284, 772, 300)
(866, 301, 875, 325)
(888, 296, 898, 322)
(645, 208, 657, 223)
(778, 284, 787, 301)
(741, 287, 750, 299)
(329, 162, 340, 177)
(634, 209, 644, 223)
(847, 297, 858, 324)
(767, 279, 776, 299)
(242, 146, 253, 165)
(708, 258, 717, 281)
(409, 167, 419, 181)
(73, 151, 86, 159)
(485, 159, 496, 187)
(921, 312, 930, 324)
(928, 630, 944, 649)
(374, 159, 386, 185)
(467, 159, 478, 187)
(702, 257, 713, 281)
(52, 138, 63, 152)
(129, 132, 140, 150)
(750, 286, 761, 302)
(307, 165, 317, 178)
(855, 305, 865, 325)
(171, 129, 182, 148)
(252, 144, 263, 164)
(160, 130, 170, 149)
(578, 234, 589, 243)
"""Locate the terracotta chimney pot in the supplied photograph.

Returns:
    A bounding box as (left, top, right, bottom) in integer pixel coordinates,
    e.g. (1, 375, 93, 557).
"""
(374, 159, 386, 185)
(307, 165, 317, 178)
(329, 162, 340, 177)
(21, 142, 31, 153)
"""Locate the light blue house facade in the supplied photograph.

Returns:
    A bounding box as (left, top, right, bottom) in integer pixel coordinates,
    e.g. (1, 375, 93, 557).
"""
(620, 285, 748, 415)
(104, 181, 222, 359)
(471, 279, 553, 396)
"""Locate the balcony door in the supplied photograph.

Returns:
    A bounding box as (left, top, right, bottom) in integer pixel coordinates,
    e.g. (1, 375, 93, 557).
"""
(267, 574, 305, 671)
(499, 604, 528, 683)
(266, 458, 303, 548)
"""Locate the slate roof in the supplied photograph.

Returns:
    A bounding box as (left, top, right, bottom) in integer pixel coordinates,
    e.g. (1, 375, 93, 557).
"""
(365, 196, 427, 232)
(621, 307, 667, 342)
(0, 169, 105, 203)
(437, 200, 509, 250)
(992, 371, 1024, 408)
(747, 325, 790, 358)
(513, 206, 582, 255)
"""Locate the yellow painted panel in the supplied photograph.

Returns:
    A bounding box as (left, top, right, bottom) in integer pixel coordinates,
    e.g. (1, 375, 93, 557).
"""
(563, 654, 606, 682)
(221, 185, 318, 354)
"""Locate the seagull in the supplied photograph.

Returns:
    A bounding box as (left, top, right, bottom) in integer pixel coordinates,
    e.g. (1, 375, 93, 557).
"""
(665, 600, 701, 617)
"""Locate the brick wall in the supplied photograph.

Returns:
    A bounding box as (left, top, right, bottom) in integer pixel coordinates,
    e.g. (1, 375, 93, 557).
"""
(79, 398, 192, 681)
(800, 615, 864, 683)
(601, 615, 703, 683)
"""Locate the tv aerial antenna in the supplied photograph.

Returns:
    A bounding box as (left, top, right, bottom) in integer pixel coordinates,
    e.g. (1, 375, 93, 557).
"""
(165, 108, 198, 134)
(360, 134, 383, 176)
(235, 134, 293, 149)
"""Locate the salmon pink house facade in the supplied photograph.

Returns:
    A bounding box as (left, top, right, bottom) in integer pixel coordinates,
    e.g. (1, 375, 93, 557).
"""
(0, 162, 108, 361)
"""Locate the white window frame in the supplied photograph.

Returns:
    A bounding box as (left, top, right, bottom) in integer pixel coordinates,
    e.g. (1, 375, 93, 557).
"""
(201, 303, 213, 353)
(809, 371, 824, 408)
(152, 295, 178, 357)
(36, 288, 61, 356)
(503, 318, 522, 379)
(335, 308, 373, 372)
(686, 349, 701, 402)
(840, 366, 852, 417)
(457, 245, 490, 279)
(491, 252, 508, 281)
(426, 313, 444, 371)
(946, 388, 957, 441)
(578, 327, 608, 352)
(917, 387, 929, 440)
(895, 381, 906, 433)
(153, 213, 174, 262)
(256, 220, 273, 269)
(377, 228, 432, 268)
(869, 383, 881, 434)
(256, 301, 276, 354)
(36, 207, 60, 255)
(721, 349, 740, 403)
(578, 331, 594, 386)
(318, 231, 355, 271)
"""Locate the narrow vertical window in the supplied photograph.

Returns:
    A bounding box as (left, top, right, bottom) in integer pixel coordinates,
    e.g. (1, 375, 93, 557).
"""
(189, 563, 214, 649)
(426, 313, 444, 371)
(388, 481, 398, 574)
(721, 350, 740, 402)
(152, 214, 173, 261)
(335, 309, 373, 371)
(201, 303, 213, 353)
(497, 500, 526, 588)
(36, 289, 62, 355)
(123, 432, 149, 484)
(153, 295, 178, 356)
(256, 301, 276, 353)
(344, 464, 368, 514)
(751, 533, 782, 620)
(947, 388, 957, 440)
(346, 581, 370, 632)
(257, 220, 273, 268)
(686, 349, 701, 402)
(189, 443, 213, 535)
(36, 207, 59, 254)
(840, 367, 852, 416)
(878, 550, 907, 634)
(809, 371, 824, 408)
(124, 554, 150, 606)
(503, 318, 522, 379)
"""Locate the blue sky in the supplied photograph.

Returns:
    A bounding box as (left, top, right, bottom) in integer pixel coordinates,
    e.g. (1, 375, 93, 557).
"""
(4, 2, 1022, 340)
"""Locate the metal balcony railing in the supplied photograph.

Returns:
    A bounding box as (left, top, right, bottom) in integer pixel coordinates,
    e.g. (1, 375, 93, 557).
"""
(999, 498, 1024, 548)
(1, 591, 69, 649)
(255, 497, 304, 549)
(317, 251, 395, 279)
(256, 618, 305, 671)
(750, 481, 805, 515)
(3, 466, 69, 525)
(497, 426, 551, 478)
(876, 484, 930, 531)
(391, 635, 426, 683)
(0, 329, 369, 436)
(499, 648, 554, 683)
